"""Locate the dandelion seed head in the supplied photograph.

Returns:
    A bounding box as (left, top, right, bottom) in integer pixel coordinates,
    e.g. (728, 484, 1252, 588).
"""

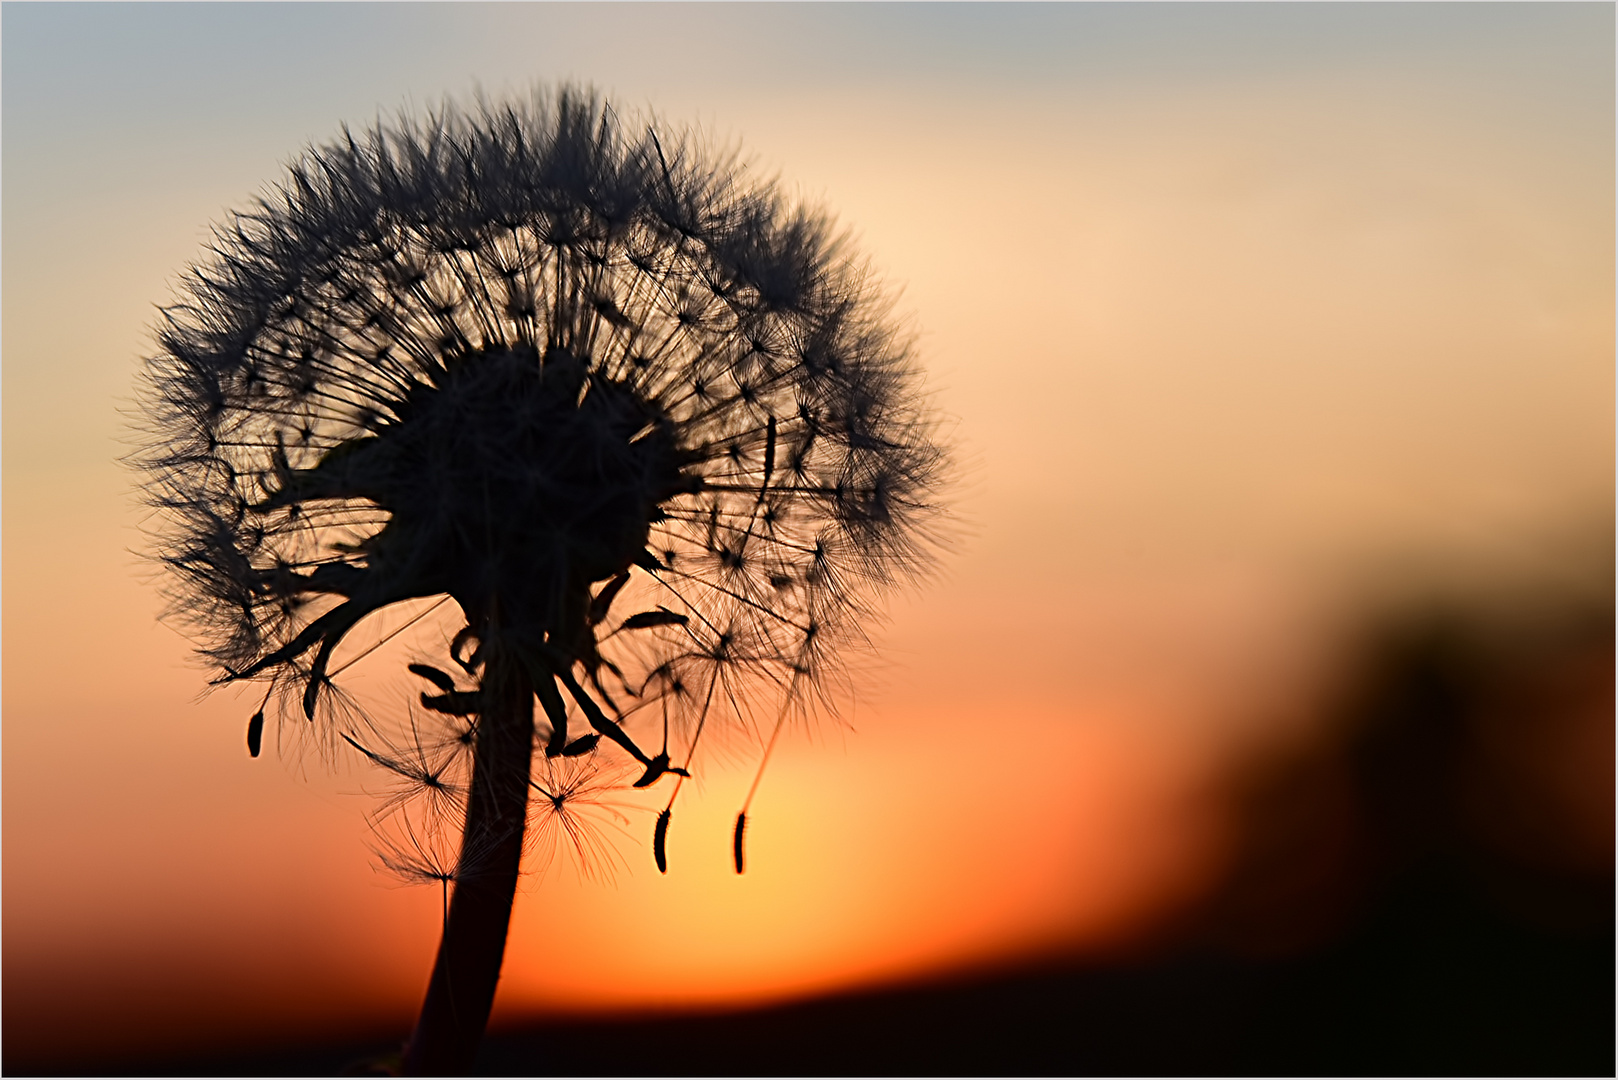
(135, 84, 946, 878)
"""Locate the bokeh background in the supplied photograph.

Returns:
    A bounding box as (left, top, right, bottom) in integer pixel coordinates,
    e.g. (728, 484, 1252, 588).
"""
(4, 3, 1611, 1073)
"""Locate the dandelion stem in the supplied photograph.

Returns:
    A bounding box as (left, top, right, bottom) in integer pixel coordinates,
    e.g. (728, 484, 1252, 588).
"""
(402, 633, 534, 1075)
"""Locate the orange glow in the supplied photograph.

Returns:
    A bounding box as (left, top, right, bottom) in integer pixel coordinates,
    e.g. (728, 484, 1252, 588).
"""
(491, 702, 1230, 1017)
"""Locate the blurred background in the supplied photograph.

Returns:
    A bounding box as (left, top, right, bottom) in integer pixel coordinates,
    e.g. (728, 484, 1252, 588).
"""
(4, 4, 1611, 1074)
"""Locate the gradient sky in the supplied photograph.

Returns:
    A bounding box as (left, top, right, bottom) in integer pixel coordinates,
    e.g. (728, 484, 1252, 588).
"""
(4, 2, 1612, 1064)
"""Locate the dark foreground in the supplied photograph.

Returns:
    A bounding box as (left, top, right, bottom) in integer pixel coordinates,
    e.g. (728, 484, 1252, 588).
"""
(23, 874, 1613, 1077)
(16, 594, 1614, 1077)
(482, 884, 1613, 1077)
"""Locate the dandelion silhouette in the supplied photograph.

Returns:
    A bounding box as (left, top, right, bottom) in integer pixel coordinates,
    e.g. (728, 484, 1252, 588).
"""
(136, 86, 943, 1073)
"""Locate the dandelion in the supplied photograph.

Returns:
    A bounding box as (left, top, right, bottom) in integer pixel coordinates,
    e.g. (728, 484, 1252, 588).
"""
(134, 85, 944, 1073)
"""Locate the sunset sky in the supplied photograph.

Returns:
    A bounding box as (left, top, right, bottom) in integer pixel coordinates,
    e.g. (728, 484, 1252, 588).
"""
(4, 3, 1611, 1065)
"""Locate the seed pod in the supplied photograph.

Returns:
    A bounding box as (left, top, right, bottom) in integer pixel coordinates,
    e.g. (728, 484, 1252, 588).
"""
(420, 690, 481, 716)
(588, 571, 631, 626)
(407, 663, 457, 692)
(653, 809, 671, 874)
(620, 610, 688, 630)
(560, 734, 600, 757)
(246, 710, 264, 758)
(733, 812, 747, 875)
(761, 415, 777, 490)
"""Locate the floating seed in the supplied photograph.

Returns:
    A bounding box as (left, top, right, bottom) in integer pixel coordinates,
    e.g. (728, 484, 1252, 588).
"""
(247, 710, 264, 758)
(653, 809, 671, 874)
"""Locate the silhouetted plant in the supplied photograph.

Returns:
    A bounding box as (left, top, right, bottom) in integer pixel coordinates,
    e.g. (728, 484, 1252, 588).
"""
(135, 86, 943, 1074)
